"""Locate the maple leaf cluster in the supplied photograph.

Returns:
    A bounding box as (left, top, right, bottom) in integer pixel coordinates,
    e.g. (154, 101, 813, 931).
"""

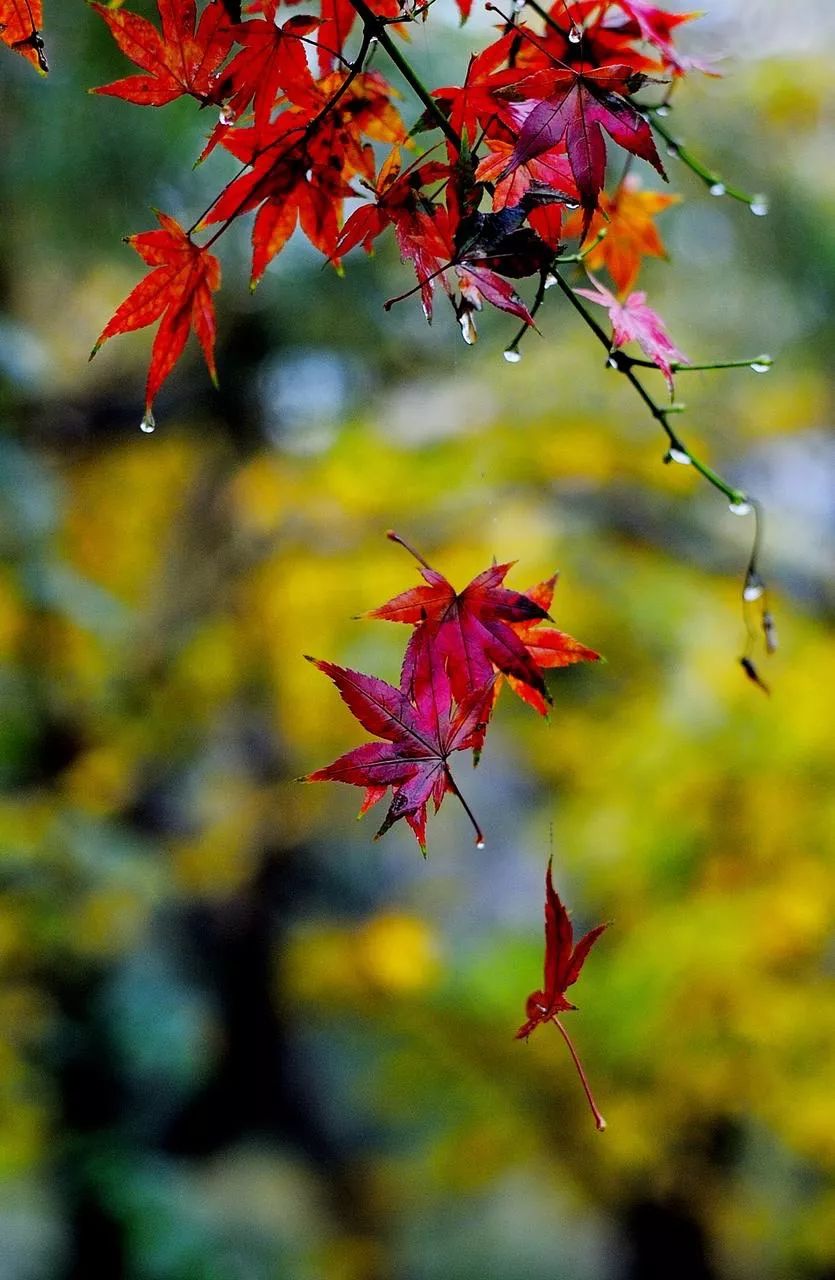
(305, 532, 608, 1126)
(78, 0, 705, 416)
(303, 531, 600, 852)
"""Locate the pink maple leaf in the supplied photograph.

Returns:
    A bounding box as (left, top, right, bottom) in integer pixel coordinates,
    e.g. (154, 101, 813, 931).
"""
(575, 274, 689, 391)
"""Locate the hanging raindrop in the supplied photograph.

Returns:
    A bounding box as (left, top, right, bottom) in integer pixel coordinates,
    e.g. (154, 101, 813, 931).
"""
(140, 411, 156, 434)
(729, 498, 752, 516)
(544, 273, 558, 289)
(743, 573, 765, 602)
(666, 446, 691, 465)
(749, 356, 772, 373)
(750, 195, 769, 217)
(476, 839, 486, 849)
(656, 103, 672, 117)
(503, 348, 522, 363)
(568, 24, 583, 43)
(709, 181, 726, 197)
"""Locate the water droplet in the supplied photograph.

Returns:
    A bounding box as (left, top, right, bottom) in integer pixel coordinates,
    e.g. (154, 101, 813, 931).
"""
(729, 498, 752, 516)
(562, 199, 580, 210)
(568, 23, 583, 43)
(750, 194, 769, 217)
(458, 310, 478, 345)
(743, 574, 764, 602)
(606, 354, 619, 369)
(140, 411, 156, 434)
(218, 105, 234, 126)
(503, 348, 522, 363)
(655, 103, 672, 117)
(749, 356, 772, 373)
(544, 273, 558, 290)
(475, 839, 485, 849)
(665, 142, 680, 157)
(666, 446, 691, 465)
(709, 182, 726, 197)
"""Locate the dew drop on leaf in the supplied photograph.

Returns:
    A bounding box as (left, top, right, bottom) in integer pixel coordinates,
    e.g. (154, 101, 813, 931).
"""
(709, 182, 726, 197)
(729, 499, 752, 516)
(503, 348, 522, 363)
(140, 411, 156, 434)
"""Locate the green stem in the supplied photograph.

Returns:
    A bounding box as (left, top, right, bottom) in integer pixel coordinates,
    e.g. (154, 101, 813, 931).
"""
(347, 0, 463, 152)
(624, 355, 773, 374)
(646, 110, 758, 206)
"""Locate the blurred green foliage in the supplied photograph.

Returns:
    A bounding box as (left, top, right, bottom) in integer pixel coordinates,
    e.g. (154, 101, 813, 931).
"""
(0, 4, 833, 1279)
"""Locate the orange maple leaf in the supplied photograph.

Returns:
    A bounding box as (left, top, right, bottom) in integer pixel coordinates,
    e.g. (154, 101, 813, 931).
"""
(0, 0, 47, 72)
(566, 175, 679, 295)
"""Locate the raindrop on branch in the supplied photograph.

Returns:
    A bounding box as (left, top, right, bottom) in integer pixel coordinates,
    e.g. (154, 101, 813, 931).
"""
(503, 348, 522, 363)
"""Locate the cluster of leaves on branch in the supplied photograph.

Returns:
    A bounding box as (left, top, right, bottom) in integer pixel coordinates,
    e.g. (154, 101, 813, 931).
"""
(5, 0, 776, 674)
(304, 530, 600, 851)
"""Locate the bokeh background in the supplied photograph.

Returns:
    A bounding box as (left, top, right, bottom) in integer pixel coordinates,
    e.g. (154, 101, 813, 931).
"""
(1, 2, 834, 1277)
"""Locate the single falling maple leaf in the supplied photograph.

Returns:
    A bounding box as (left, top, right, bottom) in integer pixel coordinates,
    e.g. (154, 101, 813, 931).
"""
(90, 0, 234, 107)
(302, 656, 491, 853)
(90, 211, 221, 416)
(575, 273, 688, 390)
(0, 0, 47, 71)
(501, 64, 666, 237)
(517, 858, 609, 1131)
(367, 532, 552, 711)
(564, 174, 680, 295)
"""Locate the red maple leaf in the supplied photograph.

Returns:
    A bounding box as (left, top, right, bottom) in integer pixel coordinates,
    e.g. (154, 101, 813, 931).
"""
(502, 64, 666, 237)
(575, 273, 688, 390)
(0, 0, 47, 71)
(90, 0, 234, 108)
(517, 859, 609, 1131)
(91, 212, 221, 417)
(433, 31, 521, 145)
(302, 657, 491, 853)
(367, 532, 552, 711)
(204, 72, 406, 283)
(199, 13, 319, 160)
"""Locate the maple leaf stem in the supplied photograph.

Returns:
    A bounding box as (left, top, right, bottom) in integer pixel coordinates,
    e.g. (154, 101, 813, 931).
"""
(623, 354, 774, 374)
(645, 110, 759, 208)
(552, 1016, 607, 1132)
(346, 0, 463, 153)
(386, 529, 435, 571)
(445, 770, 485, 848)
